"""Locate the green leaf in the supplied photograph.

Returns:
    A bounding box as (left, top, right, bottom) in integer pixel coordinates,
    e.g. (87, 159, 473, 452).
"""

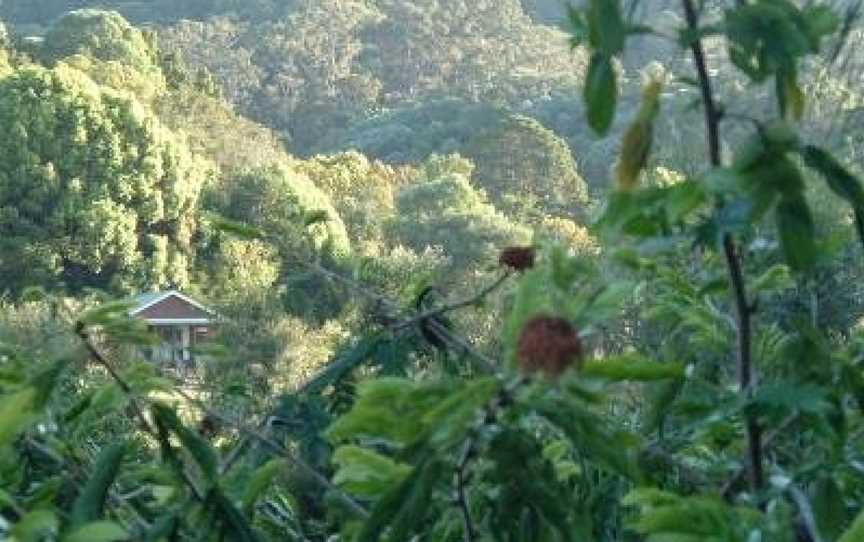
(71, 441, 128, 525)
(752, 264, 793, 293)
(241, 459, 288, 514)
(358, 457, 444, 542)
(205, 489, 261, 542)
(582, 355, 684, 382)
(665, 181, 707, 222)
(584, 53, 617, 136)
(152, 404, 218, 483)
(801, 145, 864, 207)
(775, 194, 817, 272)
(63, 521, 127, 542)
(624, 489, 761, 539)
(751, 380, 829, 415)
(421, 377, 498, 450)
(812, 477, 846, 540)
(78, 301, 137, 327)
(332, 445, 411, 499)
(142, 515, 179, 542)
(0, 388, 35, 448)
(11, 509, 59, 541)
(839, 506, 864, 542)
(300, 334, 385, 395)
(534, 394, 640, 480)
(801, 5, 840, 50)
(587, 0, 626, 55)
(326, 378, 452, 446)
(30, 359, 66, 407)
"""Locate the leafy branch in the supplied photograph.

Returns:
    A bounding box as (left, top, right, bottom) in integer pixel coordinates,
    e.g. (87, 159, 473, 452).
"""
(74, 316, 370, 525)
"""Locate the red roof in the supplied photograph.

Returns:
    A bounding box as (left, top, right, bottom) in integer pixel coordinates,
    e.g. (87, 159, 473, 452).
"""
(129, 291, 214, 323)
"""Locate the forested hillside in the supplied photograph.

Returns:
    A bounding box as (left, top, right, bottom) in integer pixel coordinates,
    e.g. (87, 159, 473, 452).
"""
(1, 1, 864, 541)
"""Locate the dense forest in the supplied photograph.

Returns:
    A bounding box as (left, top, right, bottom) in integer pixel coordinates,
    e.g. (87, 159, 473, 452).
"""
(1, 0, 864, 540)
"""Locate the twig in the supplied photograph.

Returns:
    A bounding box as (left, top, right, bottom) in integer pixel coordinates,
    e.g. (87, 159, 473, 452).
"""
(721, 413, 797, 498)
(454, 441, 476, 542)
(394, 272, 512, 331)
(452, 377, 527, 542)
(681, 0, 764, 495)
(310, 260, 503, 371)
(426, 319, 498, 373)
(74, 322, 156, 436)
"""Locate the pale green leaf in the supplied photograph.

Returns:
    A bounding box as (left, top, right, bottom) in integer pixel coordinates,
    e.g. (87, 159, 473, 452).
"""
(63, 521, 127, 542)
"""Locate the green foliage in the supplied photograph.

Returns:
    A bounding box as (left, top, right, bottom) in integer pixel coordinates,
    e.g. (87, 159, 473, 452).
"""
(70, 442, 128, 525)
(0, 64, 210, 296)
(389, 162, 531, 270)
(41, 9, 159, 69)
(1, 2, 864, 541)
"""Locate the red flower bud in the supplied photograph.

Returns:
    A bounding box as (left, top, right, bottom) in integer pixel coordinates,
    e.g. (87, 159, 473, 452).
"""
(499, 246, 536, 271)
(516, 315, 582, 377)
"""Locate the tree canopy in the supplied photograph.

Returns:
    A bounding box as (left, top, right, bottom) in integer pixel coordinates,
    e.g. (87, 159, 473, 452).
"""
(0, 64, 209, 295)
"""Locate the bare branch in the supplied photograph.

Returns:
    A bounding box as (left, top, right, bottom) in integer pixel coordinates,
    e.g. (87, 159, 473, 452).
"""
(680, 0, 764, 495)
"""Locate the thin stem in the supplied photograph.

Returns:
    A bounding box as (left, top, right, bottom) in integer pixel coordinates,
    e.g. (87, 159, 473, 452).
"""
(452, 377, 527, 542)
(311, 260, 502, 371)
(680, 0, 764, 495)
(395, 272, 512, 331)
(74, 322, 156, 436)
(454, 441, 476, 542)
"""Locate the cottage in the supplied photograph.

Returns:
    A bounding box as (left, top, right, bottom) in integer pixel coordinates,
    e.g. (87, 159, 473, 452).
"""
(129, 291, 216, 365)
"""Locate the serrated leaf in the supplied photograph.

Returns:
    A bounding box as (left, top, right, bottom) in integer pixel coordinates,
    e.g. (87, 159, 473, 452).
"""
(665, 181, 707, 222)
(332, 446, 411, 499)
(534, 395, 640, 480)
(71, 442, 128, 525)
(78, 301, 137, 327)
(421, 377, 498, 450)
(584, 53, 617, 136)
(357, 457, 444, 542)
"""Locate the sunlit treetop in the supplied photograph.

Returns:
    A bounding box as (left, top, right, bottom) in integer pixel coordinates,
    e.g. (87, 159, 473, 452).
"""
(0, 64, 212, 295)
